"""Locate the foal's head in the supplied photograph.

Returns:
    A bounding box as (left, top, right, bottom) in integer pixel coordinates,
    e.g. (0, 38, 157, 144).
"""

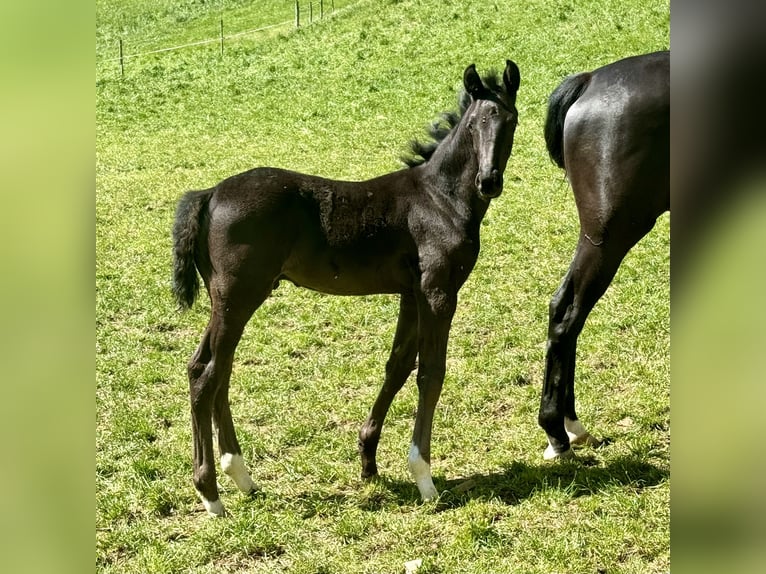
(462, 60, 520, 199)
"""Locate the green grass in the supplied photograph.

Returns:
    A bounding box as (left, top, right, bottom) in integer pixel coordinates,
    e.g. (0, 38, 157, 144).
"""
(97, 0, 670, 572)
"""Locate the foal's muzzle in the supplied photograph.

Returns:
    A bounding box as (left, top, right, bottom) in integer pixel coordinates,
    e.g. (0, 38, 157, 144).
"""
(476, 169, 503, 199)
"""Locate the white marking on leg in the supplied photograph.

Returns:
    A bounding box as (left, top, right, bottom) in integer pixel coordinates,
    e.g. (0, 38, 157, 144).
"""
(199, 494, 225, 517)
(408, 444, 438, 500)
(544, 439, 576, 460)
(564, 417, 601, 447)
(544, 440, 559, 460)
(564, 417, 588, 442)
(221, 453, 257, 494)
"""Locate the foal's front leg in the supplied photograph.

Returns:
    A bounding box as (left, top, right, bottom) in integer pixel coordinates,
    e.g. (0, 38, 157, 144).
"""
(359, 294, 418, 478)
(409, 284, 456, 501)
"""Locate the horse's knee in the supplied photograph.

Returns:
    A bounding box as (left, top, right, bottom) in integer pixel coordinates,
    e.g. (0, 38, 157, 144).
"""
(547, 280, 574, 339)
(546, 317, 572, 352)
(385, 350, 416, 380)
(548, 293, 565, 323)
(416, 368, 445, 394)
(547, 300, 588, 349)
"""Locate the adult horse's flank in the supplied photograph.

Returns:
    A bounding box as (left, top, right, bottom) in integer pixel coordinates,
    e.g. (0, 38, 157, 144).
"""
(173, 61, 520, 516)
(539, 51, 669, 459)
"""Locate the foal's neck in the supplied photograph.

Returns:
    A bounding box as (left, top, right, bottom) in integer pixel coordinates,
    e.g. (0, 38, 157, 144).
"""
(421, 123, 487, 221)
(428, 123, 476, 179)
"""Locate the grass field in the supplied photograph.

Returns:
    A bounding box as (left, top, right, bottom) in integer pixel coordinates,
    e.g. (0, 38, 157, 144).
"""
(96, 0, 670, 572)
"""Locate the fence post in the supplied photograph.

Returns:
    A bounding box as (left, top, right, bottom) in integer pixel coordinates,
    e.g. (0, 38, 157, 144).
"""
(310, 2, 313, 23)
(119, 38, 124, 76)
(320, 0, 324, 19)
(220, 19, 224, 56)
(295, 1, 300, 27)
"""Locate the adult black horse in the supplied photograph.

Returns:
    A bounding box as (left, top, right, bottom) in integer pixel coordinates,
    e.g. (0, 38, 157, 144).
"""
(539, 51, 669, 459)
(173, 61, 520, 515)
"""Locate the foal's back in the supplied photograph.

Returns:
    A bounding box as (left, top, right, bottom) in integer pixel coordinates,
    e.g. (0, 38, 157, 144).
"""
(204, 166, 433, 297)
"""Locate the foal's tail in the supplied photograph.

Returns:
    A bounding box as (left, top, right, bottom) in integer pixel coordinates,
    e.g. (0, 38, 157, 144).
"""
(172, 189, 213, 310)
(544, 71, 592, 169)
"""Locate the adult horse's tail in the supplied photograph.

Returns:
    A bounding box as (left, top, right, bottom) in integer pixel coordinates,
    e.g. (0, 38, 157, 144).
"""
(544, 72, 592, 169)
(172, 189, 212, 309)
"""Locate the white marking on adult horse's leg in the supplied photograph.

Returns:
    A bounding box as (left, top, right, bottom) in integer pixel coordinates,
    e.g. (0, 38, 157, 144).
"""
(544, 417, 601, 459)
(408, 444, 438, 500)
(221, 453, 257, 494)
(199, 494, 225, 517)
(564, 417, 601, 447)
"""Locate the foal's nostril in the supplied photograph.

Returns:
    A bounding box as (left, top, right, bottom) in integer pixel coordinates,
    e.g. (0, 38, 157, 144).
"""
(476, 169, 499, 187)
(477, 168, 503, 198)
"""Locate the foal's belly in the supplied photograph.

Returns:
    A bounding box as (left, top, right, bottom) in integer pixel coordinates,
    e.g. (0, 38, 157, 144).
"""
(280, 251, 411, 296)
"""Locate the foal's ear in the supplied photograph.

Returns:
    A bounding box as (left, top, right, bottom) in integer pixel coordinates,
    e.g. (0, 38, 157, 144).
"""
(503, 60, 521, 103)
(463, 64, 485, 99)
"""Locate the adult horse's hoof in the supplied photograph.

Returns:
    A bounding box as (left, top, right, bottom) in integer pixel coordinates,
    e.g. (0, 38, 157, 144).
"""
(570, 433, 601, 448)
(564, 417, 602, 449)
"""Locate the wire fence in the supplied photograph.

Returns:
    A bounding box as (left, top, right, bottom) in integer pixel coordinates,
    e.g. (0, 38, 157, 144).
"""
(100, 1, 339, 76)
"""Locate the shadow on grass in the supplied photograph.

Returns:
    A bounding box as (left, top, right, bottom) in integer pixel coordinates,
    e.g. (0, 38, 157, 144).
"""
(368, 453, 669, 510)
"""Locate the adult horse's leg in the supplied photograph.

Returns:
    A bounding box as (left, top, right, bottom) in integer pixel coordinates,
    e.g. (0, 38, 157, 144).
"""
(408, 283, 456, 500)
(359, 293, 418, 478)
(189, 280, 270, 515)
(547, 267, 601, 452)
(540, 223, 653, 459)
(539, 239, 619, 459)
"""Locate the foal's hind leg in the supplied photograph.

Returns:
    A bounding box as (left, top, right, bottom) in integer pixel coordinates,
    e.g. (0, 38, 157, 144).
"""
(188, 282, 270, 515)
(540, 237, 627, 459)
(359, 293, 418, 478)
(188, 325, 222, 514)
(215, 380, 257, 495)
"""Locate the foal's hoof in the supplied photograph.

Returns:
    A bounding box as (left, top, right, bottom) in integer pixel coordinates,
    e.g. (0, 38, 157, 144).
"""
(200, 497, 226, 517)
(543, 443, 576, 461)
(221, 453, 257, 494)
(420, 488, 439, 502)
(417, 481, 439, 502)
(360, 464, 379, 479)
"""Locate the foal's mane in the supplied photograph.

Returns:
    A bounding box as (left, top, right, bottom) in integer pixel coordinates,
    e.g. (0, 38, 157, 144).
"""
(401, 70, 506, 168)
